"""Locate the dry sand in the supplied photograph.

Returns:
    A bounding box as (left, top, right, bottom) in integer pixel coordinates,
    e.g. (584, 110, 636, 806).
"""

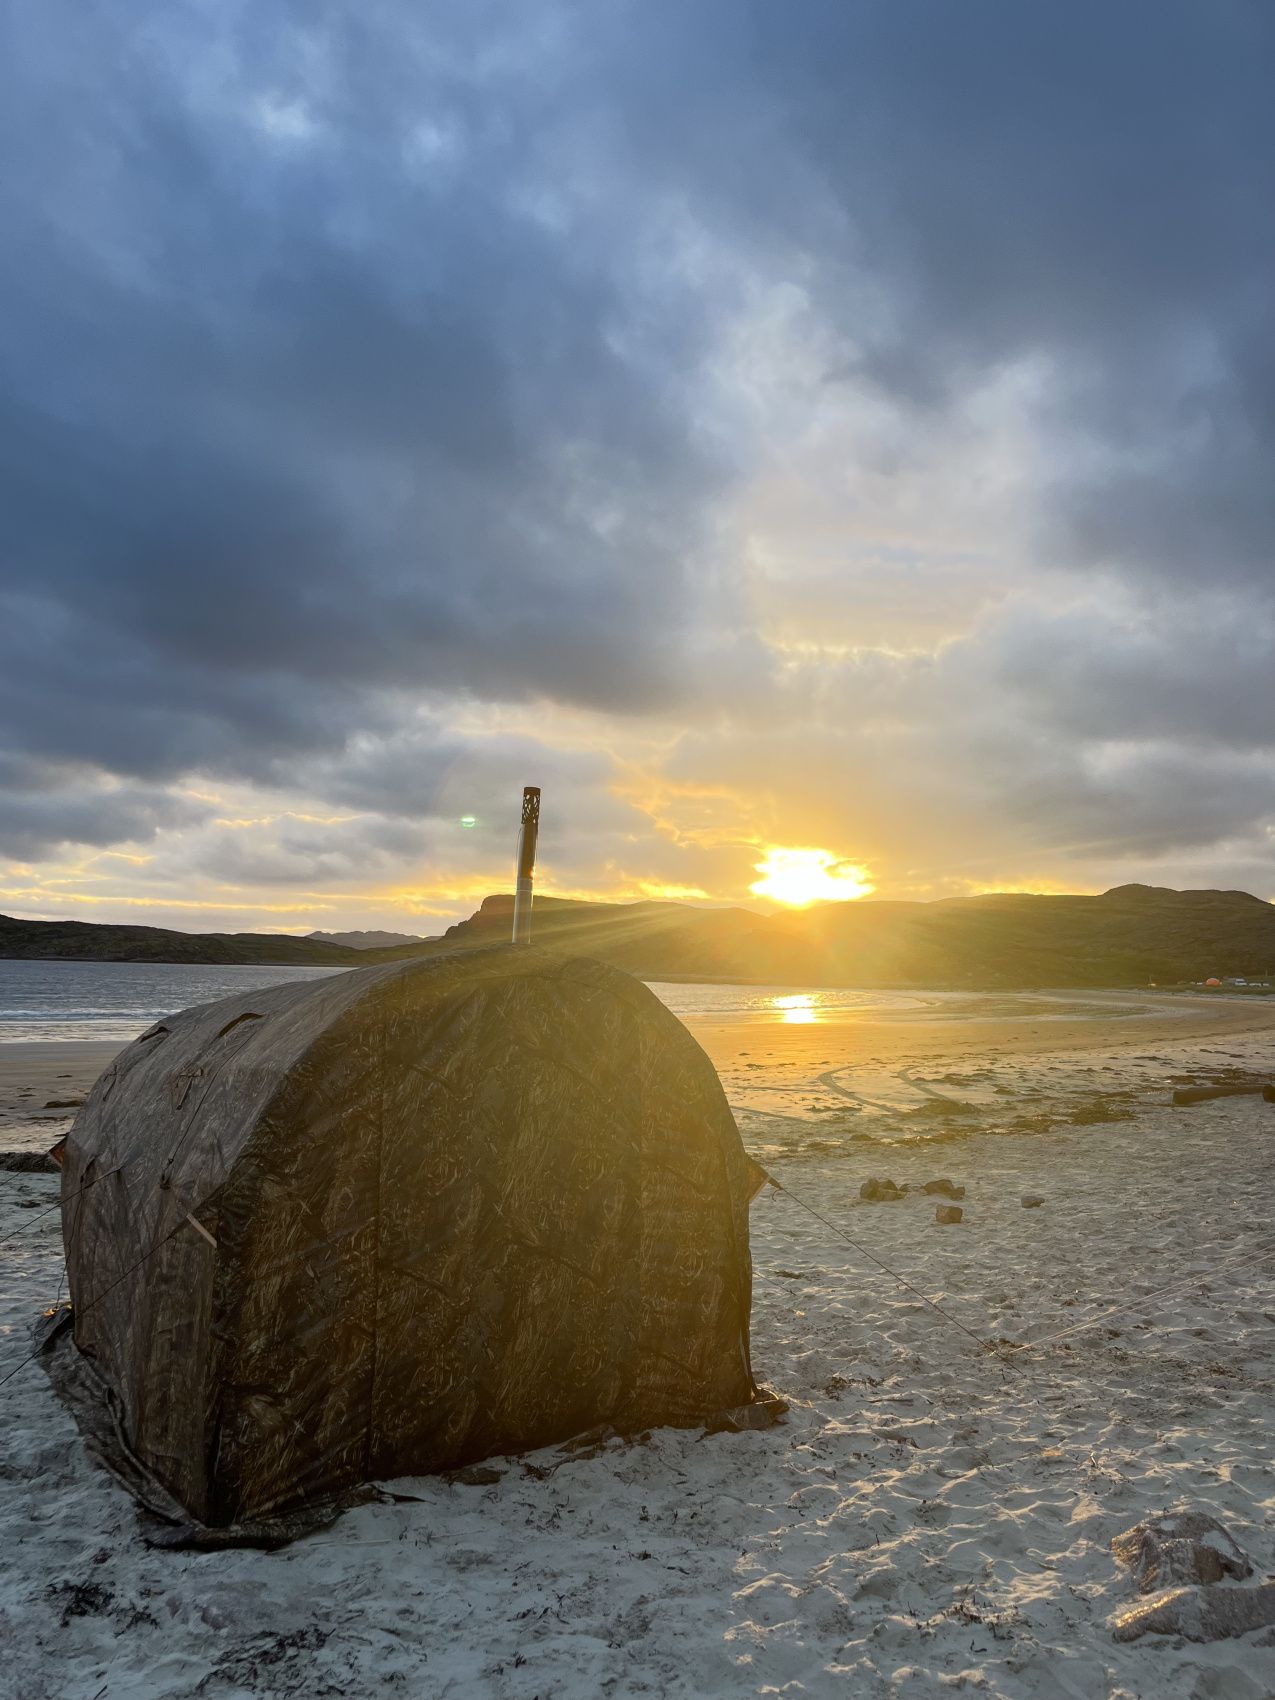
(2, 990, 1274, 1698)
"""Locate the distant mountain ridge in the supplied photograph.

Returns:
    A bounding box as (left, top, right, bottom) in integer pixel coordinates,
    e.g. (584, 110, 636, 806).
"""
(3, 882, 1274, 988)
(307, 929, 427, 949)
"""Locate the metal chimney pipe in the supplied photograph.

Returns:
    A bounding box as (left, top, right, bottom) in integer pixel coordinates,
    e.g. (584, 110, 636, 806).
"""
(511, 786, 540, 944)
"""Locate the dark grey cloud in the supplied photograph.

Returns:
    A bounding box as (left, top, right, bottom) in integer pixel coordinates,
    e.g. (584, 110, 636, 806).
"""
(0, 1, 722, 804)
(174, 728, 655, 896)
(296, 725, 643, 878)
(985, 734, 1275, 864)
(987, 592, 1275, 753)
(3, 1, 1273, 883)
(0, 754, 210, 860)
(595, 2, 1275, 587)
(187, 814, 429, 891)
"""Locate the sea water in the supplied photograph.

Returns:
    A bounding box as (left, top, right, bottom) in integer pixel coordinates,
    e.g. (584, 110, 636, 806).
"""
(0, 958, 923, 1045)
(0, 959, 343, 1043)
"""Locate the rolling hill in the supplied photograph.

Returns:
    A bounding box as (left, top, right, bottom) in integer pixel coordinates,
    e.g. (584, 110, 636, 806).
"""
(0, 914, 362, 966)
(3, 884, 1274, 988)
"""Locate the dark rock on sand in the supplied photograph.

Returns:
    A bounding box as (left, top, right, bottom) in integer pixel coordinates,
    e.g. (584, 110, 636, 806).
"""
(1173, 1083, 1269, 1105)
(0, 1150, 59, 1172)
(860, 1178, 905, 1202)
(934, 1205, 963, 1225)
(1021, 1195, 1045, 1208)
(921, 1178, 965, 1199)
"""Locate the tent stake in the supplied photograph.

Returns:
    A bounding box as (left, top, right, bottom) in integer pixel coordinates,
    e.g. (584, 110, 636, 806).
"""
(512, 786, 540, 944)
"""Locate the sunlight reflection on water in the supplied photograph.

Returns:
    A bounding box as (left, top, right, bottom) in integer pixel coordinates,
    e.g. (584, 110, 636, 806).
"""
(771, 993, 817, 1024)
(648, 983, 932, 1023)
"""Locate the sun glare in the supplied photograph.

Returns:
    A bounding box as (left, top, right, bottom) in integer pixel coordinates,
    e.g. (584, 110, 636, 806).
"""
(750, 847, 875, 907)
(772, 992, 816, 1024)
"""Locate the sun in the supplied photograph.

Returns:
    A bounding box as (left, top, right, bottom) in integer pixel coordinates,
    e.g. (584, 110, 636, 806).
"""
(749, 847, 875, 907)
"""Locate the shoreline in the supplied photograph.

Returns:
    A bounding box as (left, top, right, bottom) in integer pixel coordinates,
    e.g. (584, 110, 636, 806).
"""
(0, 1041, 123, 1153)
(7, 951, 1275, 995)
(4, 989, 1274, 1159)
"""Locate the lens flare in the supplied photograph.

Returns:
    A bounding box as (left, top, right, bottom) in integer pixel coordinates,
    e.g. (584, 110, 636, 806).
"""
(750, 847, 874, 907)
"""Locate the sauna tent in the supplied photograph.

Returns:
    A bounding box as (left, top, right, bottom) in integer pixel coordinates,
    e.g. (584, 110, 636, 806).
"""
(51, 947, 762, 1533)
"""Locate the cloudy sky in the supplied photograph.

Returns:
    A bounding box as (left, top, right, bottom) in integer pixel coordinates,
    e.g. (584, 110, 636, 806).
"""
(3, 2, 1274, 933)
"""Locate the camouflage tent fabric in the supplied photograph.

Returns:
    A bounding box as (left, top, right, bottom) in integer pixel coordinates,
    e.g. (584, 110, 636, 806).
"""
(57, 947, 759, 1529)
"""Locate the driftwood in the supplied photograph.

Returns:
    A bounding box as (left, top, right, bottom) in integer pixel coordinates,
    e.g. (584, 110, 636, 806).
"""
(56, 946, 760, 1531)
(1171, 1083, 1271, 1105)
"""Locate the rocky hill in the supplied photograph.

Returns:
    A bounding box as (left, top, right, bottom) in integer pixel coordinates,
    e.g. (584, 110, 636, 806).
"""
(415, 894, 797, 982)
(785, 883, 1275, 988)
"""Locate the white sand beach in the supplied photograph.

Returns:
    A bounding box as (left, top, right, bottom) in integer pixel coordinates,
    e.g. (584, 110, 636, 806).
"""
(2, 991, 1274, 1698)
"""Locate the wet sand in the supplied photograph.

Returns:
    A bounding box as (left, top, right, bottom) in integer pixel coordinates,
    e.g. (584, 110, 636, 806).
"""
(0, 1041, 122, 1155)
(690, 987, 1275, 1069)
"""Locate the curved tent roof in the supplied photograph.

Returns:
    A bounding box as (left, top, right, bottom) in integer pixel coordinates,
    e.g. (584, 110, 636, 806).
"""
(57, 947, 760, 1530)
